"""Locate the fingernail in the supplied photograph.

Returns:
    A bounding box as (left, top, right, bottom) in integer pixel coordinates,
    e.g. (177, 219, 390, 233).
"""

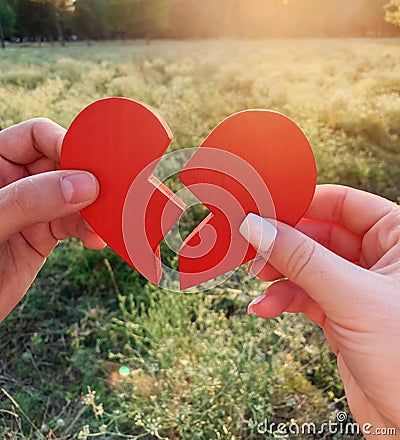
(247, 293, 267, 314)
(239, 213, 277, 255)
(61, 172, 98, 204)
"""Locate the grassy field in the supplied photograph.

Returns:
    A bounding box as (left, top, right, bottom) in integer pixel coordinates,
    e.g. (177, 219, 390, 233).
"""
(0, 39, 399, 439)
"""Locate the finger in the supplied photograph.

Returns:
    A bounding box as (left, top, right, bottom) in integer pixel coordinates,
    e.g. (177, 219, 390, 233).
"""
(240, 214, 375, 311)
(305, 185, 398, 236)
(0, 118, 65, 164)
(51, 214, 107, 250)
(247, 280, 339, 353)
(18, 222, 59, 257)
(296, 218, 361, 261)
(247, 279, 326, 327)
(360, 207, 400, 268)
(79, 219, 107, 250)
(20, 214, 106, 257)
(26, 156, 57, 175)
(81, 231, 107, 250)
(0, 156, 27, 188)
(0, 170, 99, 243)
(248, 259, 282, 281)
(370, 245, 400, 276)
(250, 217, 361, 282)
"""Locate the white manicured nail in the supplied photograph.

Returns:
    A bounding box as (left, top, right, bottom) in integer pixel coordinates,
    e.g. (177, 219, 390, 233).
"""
(247, 293, 267, 314)
(249, 293, 267, 306)
(239, 214, 277, 255)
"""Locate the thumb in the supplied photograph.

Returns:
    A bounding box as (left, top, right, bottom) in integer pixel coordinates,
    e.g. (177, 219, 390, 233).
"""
(240, 213, 368, 310)
(0, 170, 99, 243)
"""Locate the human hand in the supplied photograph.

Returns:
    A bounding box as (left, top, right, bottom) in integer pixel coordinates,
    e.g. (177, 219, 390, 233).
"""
(240, 185, 400, 438)
(0, 118, 105, 323)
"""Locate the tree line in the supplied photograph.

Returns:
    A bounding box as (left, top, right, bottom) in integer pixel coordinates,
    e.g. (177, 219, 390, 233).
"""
(1, 0, 400, 47)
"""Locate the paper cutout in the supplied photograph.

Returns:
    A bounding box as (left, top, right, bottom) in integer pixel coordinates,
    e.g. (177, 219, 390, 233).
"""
(61, 98, 316, 290)
(179, 110, 316, 289)
(61, 98, 185, 284)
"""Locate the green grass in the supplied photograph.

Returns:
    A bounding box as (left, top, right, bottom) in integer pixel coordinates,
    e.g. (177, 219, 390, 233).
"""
(1, 38, 399, 439)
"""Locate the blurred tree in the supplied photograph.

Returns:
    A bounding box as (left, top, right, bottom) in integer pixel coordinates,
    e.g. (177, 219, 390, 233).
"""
(0, 0, 16, 48)
(109, 0, 169, 38)
(385, 0, 400, 25)
(72, 0, 169, 40)
(15, 0, 57, 39)
(14, 0, 73, 42)
(47, 0, 75, 44)
(5, 0, 400, 41)
(73, 0, 110, 39)
(138, 0, 169, 38)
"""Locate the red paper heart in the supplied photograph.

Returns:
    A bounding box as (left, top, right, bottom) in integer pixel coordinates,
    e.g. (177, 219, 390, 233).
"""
(61, 97, 185, 285)
(179, 110, 317, 289)
(61, 98, 316, 290)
